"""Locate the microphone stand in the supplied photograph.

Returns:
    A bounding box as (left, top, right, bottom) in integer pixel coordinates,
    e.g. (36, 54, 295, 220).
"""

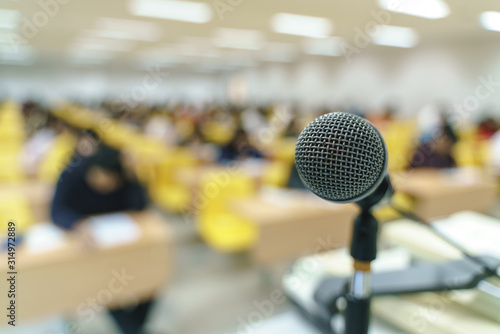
(345, 175, 393, 334)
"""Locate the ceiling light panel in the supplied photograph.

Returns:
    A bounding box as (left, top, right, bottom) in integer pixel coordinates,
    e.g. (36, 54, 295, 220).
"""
(372, 25, 419, 48)
(0, 9, 20, 30)
(128, 0, 213, 24)
(377, 0, 449, 19)
(271, 13, 333, 38)
(480, 11, 500, 32)
(85, 17, 162, 42)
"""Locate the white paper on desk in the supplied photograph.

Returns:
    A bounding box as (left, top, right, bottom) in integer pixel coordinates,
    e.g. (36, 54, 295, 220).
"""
(24, 223, 66, 254)
(88, 213, 141, 249)
(434, 211, 500, 259)
(440, 167, 481, 186)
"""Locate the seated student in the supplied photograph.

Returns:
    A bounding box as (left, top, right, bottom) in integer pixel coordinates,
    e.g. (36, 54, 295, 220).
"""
(408, 125, 458, 169)
(217, 128, 263, 163)
(51, 145, 151, 334)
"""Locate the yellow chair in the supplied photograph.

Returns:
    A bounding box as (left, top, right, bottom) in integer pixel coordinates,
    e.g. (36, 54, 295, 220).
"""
(38, 132, 77, 183)
(382, 120, 417, 172)
(261, 160, 293, 188)
(148, 148, 198, 213)
(0, 196, 34, 237)
(0, 100, 25, 143)
(477, 140, 492, 167)
(0, 148, 24, 182)
(0, 101, 25, 182)
(132, 141, 168, 185)
(453, 141, 478, 167)
(202, 121, 235, 145)
(197, 171, 258, 252)
(269, 138, 296, 163)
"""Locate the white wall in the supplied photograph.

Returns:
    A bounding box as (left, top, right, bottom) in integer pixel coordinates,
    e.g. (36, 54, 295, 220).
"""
(235, 42, 500, 119)
(0, 65, 226, 106)
(1, 42, 500, 119)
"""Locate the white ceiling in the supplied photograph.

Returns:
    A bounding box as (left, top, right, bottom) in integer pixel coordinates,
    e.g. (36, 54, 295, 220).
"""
(1, 0, 500, 69)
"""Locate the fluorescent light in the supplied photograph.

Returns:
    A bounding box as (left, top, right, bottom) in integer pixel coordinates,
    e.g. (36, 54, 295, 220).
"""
(480, 11, 500, 32)
(71, 36, 135, 52)
(212, 28, 264, 50)
(378, 0, 449, 19)
(0, 9, 20, 30)
(271, 13, 332, 38)
(259, 42, 297, 62)
(301, 37, 343, 56)
(372, 25, 418, 48)
(88, 17, 162, 42)
(128, 0, 213, 24)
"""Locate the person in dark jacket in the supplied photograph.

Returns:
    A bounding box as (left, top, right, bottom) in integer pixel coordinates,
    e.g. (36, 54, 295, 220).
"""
(51, 145, 147, 229)
(51, 145, 152, 334)
(409, 125, 458, 169)
(218, 128, 263, 163)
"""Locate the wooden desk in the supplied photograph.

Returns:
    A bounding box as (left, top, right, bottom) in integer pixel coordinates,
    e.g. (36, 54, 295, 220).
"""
(231, 191, 359, 264)
(393, 168, 497, 220)
(0, 210, 172, 324)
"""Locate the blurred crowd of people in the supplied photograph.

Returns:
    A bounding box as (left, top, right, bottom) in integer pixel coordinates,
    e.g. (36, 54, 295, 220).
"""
(19, 99, 500, 179)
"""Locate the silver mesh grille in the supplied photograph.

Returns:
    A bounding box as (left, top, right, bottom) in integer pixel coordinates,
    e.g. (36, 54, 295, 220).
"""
(295, 112, 386, 202)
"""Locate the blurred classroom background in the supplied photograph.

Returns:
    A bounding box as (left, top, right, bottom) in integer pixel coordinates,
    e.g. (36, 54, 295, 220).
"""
(1, 0, 500, 333)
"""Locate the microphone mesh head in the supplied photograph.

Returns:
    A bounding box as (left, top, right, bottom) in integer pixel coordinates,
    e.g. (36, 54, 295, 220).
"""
(295, 112, 386, 202)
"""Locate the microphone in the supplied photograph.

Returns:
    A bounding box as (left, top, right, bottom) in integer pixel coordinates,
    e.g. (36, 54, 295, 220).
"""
(294, 112, 392, 334)
(295, 111, 393, 210)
